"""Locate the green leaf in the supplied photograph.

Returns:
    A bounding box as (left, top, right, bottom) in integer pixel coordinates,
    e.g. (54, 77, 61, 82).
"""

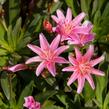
(16, 81, 34, 109)
(83, 82, 95, 102)
(0, 20, 5, 41)
(56, 94, 69, 109)
(91, 0, 98, 16)
(36, 90, 57, 104)
(95, 62, 108, 108)
(103, 91, 109, 109)
(80, 0, 91, 19)
(93, 10, 101, 25)
(0, 97, 8, 109)
(0, 72, 10, 100)
(9, 0, 20, 24)
(42, 100, 63, 109)
(98, 0, 106, 10)
(50, 1, 63, 14)
(102, 2, 109, 17)
(65, 0, 78, 16)
(0, 56, 8, 66)
(0, 48, 8, 56)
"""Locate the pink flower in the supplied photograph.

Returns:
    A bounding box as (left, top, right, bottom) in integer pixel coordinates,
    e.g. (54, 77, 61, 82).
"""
(62, 45, 105, 93)
(23, 96, 40, 109)
(68, 21, 95, 46)
(51, 8, 90, 42)
(26, 33, 69, 77)
(3, 64, 28, 72)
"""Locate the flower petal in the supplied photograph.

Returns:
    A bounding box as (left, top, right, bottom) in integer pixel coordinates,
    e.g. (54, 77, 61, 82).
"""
(84, 45, 94, 60)
(25, 56, 42, 64)
(51, 15, 59, 23)
(39, 33, 49, 50)
(50, 35, 60, 50)
(77, 76, 85, 93)
(47, 62, 56, 77)
(67, 72, 78, 86)
(74, 47, 82, 60)
(8, 64, 27, 72)
(57, 9, 65, 20)
(72, 12, 86, 26)
(73, 26, 90, 34)
(68, 54, 78, 65)
(66, 8, 72, 22)
(85, 74, 95, 89)
(54, 45, 69, 56)
(91, 68, 105, 76)
(54, 57, 69, 64)
(90, 55, 105, 67)
(62, 66, 74, 72)
(27, 44, 43, 56)
(36, 62, 45, 76)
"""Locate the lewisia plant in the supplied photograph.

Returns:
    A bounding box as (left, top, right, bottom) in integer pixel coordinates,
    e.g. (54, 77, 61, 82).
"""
(2, 7, 105, 95)
(51, 8, 94, 46)
(62, 45, 105, 93)
(26, 33, 69, 77)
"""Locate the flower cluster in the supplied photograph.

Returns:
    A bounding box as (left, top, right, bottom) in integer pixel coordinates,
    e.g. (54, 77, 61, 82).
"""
(4, 7, 105, 108)
(51, 8, 94, 46)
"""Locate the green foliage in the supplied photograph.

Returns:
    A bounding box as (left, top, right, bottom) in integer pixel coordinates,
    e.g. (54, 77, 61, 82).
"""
(0, 0, 109, 109)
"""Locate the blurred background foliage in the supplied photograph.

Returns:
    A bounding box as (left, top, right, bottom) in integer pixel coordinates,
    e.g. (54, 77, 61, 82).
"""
(0, 0, 109, 109)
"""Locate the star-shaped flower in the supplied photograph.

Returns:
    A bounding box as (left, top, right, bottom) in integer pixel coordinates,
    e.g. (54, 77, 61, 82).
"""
(51, 8, 90, 42)
(26, 33, 69, 77)
(62, 45, 105, 93)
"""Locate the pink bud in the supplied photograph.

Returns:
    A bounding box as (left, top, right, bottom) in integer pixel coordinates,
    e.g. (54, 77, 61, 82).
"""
(43, 19, 52, 33)
(7, 64, 28, 72)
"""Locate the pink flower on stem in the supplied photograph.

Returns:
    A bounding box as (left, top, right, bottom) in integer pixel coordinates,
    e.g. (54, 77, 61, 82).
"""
(3, 64, 28, 72)
(68, 21, 95, 46)
(51, 8, 90, 42)
(23, 96, 40, 109)
(26, 33, 69, 77)
(62, 45, 105, 93)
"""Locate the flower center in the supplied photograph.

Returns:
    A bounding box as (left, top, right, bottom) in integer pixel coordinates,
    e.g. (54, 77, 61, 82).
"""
(43, 50, 55, 61)
(64, 23, 72, 35)
(77, 60, 91, 75)
(58, 22, 73, 36)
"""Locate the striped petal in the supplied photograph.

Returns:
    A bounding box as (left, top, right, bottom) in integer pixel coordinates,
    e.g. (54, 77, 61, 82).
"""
(62, 66, 74, 72)
(50, 35, 60, 50)
(57, 9, 65, 20)
(66, 8, 72, 22)
(39, 33, 49, 50)
(72, 12, 86, 26)
(27, 44, 43, 56)
(77, 76, 85, 93)
(68, 54, 78, 65)
(25, 56, 42, 64)
(67, 72, 78, 86)
(90, 55, 105, 67)
(91, 68, 105, 76)
(51, 15, 59, 23)
(84, 45, 94, 60)
(85, 74, 95, 89)
(54, 45, 69, 56)
(54, 57, 69, 64)
(36, 62, 45, 76)
(74, 47, 82, 60)
(47, 62, 56, 77)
